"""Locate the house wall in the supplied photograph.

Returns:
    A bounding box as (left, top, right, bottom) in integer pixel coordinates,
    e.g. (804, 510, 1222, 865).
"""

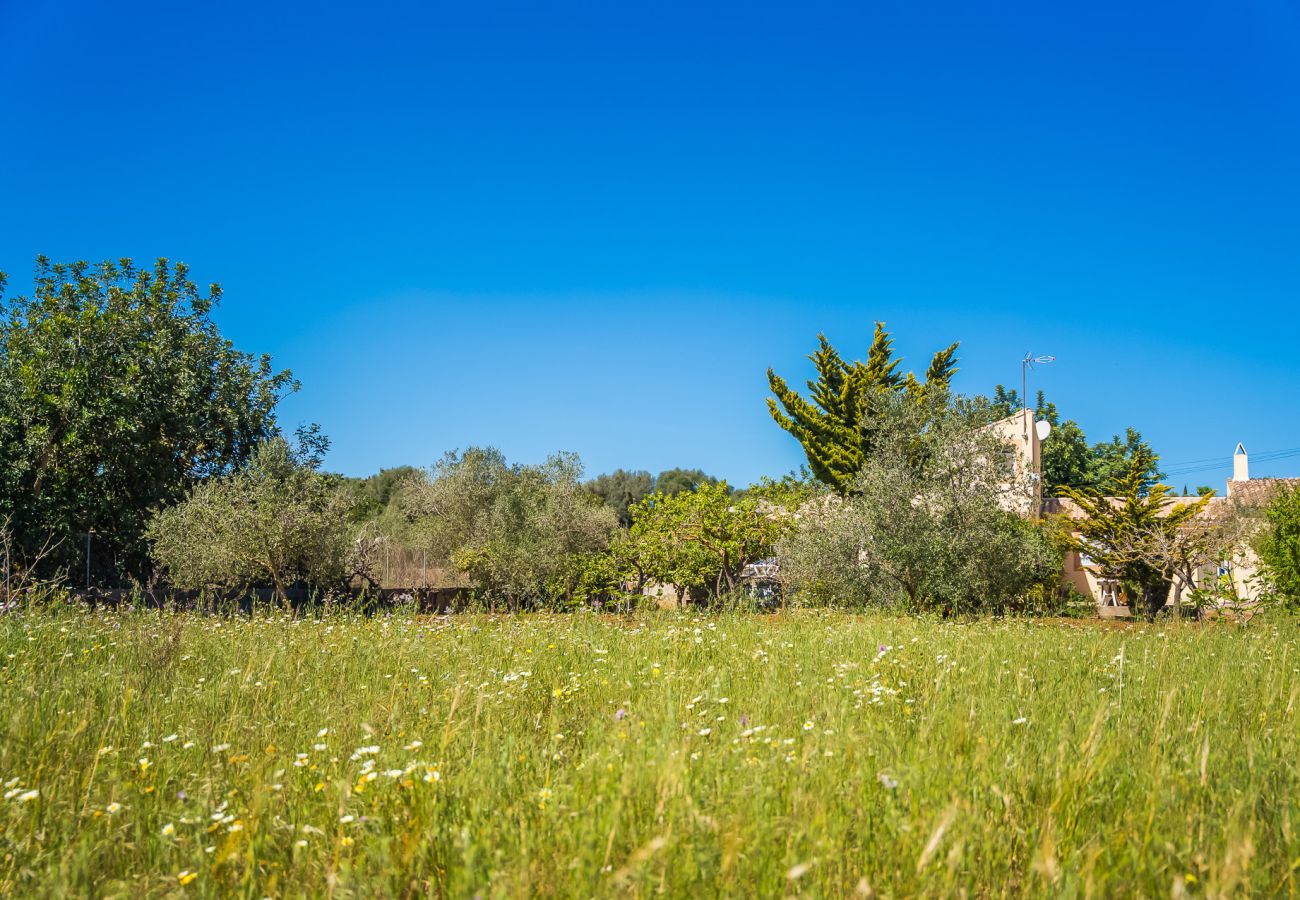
(985, 408, 1043, 517)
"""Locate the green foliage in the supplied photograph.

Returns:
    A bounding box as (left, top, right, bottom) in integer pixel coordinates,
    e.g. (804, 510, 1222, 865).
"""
(1258, 485, 1300, 608)
(1031, 393, 1098, 494)
(653, 468, 723, 497)
(585, 468, 730, 528)
(616, 482, 792, 604)
(987, 384, 1021, 416)
(1057, 449, 1208, 619)
(1088, 428, 1164, 493)
(583, 469, 655, 527)
(581, 480, 796, 606)
(340, 466, 425, 564)
(147, 436, 355, 598)
(1015, 580, 1099, 618)
(778, 395, 1060, 614)
(767, 322, 959, 494)
(0, 257, 295, 583)
(741, 468, 829, 509)
(402, 448, 618, 608)
(345, 466, 422, 521)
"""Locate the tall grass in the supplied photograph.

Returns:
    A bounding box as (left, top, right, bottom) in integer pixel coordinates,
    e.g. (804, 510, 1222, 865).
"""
(1, 608, 1297, 897)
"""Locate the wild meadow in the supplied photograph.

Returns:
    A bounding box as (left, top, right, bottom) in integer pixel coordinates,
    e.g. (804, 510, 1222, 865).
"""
(1, 607, 1298, 897)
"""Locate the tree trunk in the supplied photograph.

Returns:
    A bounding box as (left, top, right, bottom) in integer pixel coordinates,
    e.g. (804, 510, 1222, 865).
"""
(269, 568, 288, 609)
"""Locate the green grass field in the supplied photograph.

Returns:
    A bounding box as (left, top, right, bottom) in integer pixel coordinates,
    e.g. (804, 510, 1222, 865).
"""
(1, 608, 1297, 897)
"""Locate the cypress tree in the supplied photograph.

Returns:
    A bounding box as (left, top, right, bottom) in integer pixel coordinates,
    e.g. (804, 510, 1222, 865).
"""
(766, 322, 959, 494)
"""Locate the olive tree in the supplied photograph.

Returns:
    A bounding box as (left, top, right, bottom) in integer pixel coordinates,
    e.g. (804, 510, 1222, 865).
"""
(778, 395, 1060, 614)
(401, 448, 618, 608)
(583, 469, 655, 527)
(147, 436, 354, 600)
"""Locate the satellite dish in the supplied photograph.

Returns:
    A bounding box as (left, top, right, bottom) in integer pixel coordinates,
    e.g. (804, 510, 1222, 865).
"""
(1035, 419, 1052, 441)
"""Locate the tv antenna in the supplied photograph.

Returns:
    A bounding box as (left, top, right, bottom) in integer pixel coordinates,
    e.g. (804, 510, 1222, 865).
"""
(1021, 353, 1055, 411)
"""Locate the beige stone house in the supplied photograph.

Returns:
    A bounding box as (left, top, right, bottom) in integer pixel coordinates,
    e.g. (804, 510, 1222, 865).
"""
(1032, 440, 1296, 616)
(986, 408, 1046, 518)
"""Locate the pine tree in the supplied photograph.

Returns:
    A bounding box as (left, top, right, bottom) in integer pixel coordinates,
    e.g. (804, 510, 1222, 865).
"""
(766, 323, 958, 494)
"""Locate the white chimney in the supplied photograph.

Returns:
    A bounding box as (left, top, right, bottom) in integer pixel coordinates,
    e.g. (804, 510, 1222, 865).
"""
(1232, 442, 1249, 482)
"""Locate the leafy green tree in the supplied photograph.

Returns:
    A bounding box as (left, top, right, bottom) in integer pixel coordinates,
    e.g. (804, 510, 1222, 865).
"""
(768, 323, 959, 494)
(654, 468, 722, 497)
(584, 469, 727, 526)
(584, 469, 655, 526)
(987, 384, 1023, 417)
(345, 466, 421, 518)
(1057, 449, 1207, 619)
(622, 482, 792, 603)
(1037, 404, 1094, 495)
(1089, 428, 1163, 493)
(147, 436, 354, 600)
(0, 257, 295, 583)
(1258, 485, 1300, 608)
(402, 448, 618, 608)
(777, 394, 1059, 614)
(339, 466, 425, 580)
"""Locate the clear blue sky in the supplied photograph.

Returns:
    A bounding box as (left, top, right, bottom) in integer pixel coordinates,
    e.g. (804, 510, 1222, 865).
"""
(3, 0, 1298, 488)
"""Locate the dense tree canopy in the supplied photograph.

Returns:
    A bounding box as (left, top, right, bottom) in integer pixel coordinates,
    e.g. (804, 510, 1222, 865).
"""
(0, 257, 295, 583)
(741, 469, 829, 509)
(621, 482, 791, 603)
(402, 448, 619, 608)
(584, 468, 725, 526)
(344, 466, 421, 521)
(768, 323, 959, 494)
(1089, 428, 1164, 493)
(583, 469, 655, 527)
(652, 468, 722, 498)
(148, 436, 354, 599)
(777, 395, 1060, 614)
